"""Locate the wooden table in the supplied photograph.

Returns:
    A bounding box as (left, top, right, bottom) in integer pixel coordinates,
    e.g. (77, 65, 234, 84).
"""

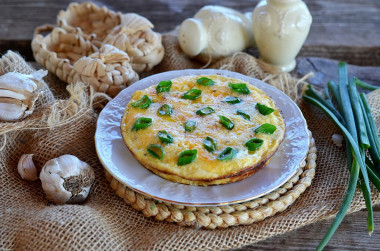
(1, 0, 380, 250)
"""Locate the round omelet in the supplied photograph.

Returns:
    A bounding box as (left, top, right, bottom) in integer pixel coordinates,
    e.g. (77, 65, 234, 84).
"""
(121, 75, 286, 186)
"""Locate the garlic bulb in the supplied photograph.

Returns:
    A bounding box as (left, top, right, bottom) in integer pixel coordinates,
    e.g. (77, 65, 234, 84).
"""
(40, 155, 95, 205)
(0, 70, 47, 121)
(17, 154, 38, 181)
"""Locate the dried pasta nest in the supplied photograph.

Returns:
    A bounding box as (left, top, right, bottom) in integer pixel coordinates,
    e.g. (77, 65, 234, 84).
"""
(32, 2, 164, 97)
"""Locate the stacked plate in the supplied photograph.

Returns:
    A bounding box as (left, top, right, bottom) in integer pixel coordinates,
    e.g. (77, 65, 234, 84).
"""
(95, 69, 310, 206)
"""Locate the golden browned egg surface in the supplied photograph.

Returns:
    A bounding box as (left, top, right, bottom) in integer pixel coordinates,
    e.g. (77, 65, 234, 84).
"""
(121, 75, 286, 185)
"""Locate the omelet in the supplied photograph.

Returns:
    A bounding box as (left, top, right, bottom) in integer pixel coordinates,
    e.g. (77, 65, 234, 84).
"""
(121, 75, 286, 186)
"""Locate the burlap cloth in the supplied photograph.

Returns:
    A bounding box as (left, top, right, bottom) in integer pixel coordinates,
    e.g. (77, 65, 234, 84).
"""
(1, 35, 380, 250)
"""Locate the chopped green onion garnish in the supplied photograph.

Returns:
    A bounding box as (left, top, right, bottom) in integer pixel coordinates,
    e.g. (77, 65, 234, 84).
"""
(228, 83, 250, 94)
(236, 110, 250, 121)
(219, 115, 234, 130)
(131, 95, 152, 109)
(158, 131, 173, 143)
(245, 138, 264, 151)
(223, 96, 241, 104)
(256, 103, 274, 115)
(184, 120, 197, 132)
(182, 89, 202, 100)
(147, 144, 164, 159)
(156, 80, 172, 93)
(132, 117, 152, 131)
(196, 107, 215, 116)
(196, 77, 215, 86)
(178, 149, 197, 166)
(254, 123, 277, 134)
(157, 104, 173, 116)
(217, 147, 237, 160)
(204, 136, 216, 152)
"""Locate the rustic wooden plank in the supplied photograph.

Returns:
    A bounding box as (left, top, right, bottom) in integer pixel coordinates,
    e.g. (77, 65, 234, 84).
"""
(1, 0, 380, 52)
(298, 45, 380, 66)
(2, 1, 380, 250)
(305, 1, 380, 47)
(297, 57, 380, 87)
(3, 41, 380, 67)
(0, 40, 33, 61)
(239, 211, 380, 250)
(0, 0, 256, 39)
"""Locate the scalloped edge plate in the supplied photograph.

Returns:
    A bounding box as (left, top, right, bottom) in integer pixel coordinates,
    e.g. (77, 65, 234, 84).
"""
(95, 69, 309, 206)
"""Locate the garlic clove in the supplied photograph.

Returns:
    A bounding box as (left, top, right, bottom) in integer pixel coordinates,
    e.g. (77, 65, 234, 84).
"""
(23, 92, 40, 117)
(40, 155, 95, 205)
(0, 98, 27, 121)
(0, 70, 47, 122)
(0, 89, 31, 101)
(17, 154, 39, 181)
(0, 70, 47, 93)
(30, 69, 48, 82)
(0, 71, 38, 93)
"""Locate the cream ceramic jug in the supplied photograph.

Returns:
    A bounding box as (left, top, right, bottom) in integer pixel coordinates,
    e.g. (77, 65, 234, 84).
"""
(252, 0, 312, 72)
(178, 5, 254, 61)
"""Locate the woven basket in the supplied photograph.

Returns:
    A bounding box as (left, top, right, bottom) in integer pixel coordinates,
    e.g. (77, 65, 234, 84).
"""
(32, 2, 164, 97)
(106, 131, 316, 229)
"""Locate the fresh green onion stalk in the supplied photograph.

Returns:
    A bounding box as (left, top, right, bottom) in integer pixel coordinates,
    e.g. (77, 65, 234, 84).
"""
(303, 62, 380, 250)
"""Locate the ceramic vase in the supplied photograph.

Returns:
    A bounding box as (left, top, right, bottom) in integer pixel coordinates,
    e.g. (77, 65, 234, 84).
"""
(178, 5, 254, 60)
(252, 0, 312, 72)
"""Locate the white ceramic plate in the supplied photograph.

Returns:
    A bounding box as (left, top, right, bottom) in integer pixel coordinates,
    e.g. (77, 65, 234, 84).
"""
(95, 69, 309, 206)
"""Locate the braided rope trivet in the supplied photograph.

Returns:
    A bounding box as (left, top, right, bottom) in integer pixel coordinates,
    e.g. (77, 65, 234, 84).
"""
(105, 131, 316, 229)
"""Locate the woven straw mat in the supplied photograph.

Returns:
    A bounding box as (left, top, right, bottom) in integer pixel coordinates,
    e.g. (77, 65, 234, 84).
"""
(1, 34, 380, 250)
